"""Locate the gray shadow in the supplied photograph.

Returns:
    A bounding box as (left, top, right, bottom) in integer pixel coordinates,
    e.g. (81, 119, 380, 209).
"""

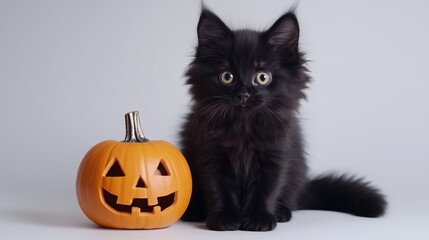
(1, 192, 97, 229)
(1, 207, 96, 229)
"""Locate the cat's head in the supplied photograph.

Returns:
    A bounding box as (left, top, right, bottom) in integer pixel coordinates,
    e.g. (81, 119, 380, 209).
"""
(186, 8, 310, 118)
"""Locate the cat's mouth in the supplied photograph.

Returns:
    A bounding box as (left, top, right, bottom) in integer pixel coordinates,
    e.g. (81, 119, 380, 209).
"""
(233, 99, 252, 108)
(233, 99, 261, 109)
(231, 105, 253, 117)
(233, 103, 249, 109)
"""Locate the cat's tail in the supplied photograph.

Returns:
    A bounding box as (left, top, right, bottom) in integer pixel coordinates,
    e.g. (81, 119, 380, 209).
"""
(297, 173, 387, 217)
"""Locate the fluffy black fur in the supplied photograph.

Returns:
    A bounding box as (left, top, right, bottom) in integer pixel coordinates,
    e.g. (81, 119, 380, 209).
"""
(180, 8, 387, 231)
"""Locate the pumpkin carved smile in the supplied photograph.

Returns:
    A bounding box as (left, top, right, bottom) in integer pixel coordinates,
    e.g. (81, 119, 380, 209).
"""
(102, 188, 176, 214)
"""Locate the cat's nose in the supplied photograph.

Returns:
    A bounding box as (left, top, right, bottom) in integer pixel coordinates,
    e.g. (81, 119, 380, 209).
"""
(237, 92, 250, 104)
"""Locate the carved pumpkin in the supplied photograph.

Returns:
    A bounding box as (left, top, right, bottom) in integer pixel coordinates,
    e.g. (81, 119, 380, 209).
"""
(76, 111, 192, 229)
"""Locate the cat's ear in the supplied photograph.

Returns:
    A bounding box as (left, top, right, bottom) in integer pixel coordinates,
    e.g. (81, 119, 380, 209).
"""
(197, 9, 232, 46)
(264, 12, 300, 54)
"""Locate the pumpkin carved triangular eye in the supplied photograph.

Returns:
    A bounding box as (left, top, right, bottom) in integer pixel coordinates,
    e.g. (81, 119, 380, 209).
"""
(155, 160, 169, 176)
(106, 159, 125, 177)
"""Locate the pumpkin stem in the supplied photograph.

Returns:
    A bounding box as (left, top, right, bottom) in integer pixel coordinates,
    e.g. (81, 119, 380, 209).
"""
(123, 111, 149, 142)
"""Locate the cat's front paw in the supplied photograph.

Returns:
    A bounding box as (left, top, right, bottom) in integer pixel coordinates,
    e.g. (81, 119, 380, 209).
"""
(241, 212, 277, 231)
(276, 205, 292, 222)
(206, 212, 241, 231)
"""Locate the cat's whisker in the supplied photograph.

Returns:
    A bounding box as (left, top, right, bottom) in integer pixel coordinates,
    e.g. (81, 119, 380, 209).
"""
(200, 104, 225, 141)
(259, 105, 290, 135)
(197, 96, 232, 106)
(187, 98, 232, 143)
(187, 101, 222, 140)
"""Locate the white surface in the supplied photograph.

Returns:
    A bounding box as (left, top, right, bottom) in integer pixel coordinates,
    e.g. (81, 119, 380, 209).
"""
(1, 0, 428, 239)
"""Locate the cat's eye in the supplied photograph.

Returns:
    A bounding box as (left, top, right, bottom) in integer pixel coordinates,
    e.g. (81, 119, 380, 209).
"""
(220, 71, 234, 85)
(255, 71, 272, 85)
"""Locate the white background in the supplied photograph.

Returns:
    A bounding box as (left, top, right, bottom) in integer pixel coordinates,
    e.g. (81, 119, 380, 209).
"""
(1, 0, 428, 239)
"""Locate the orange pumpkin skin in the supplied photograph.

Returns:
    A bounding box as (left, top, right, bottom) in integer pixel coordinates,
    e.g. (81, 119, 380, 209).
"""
(76, 112, 192, 229)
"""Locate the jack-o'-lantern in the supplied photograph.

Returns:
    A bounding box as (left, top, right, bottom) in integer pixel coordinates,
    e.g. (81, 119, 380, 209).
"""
(76, 111, 192, 229)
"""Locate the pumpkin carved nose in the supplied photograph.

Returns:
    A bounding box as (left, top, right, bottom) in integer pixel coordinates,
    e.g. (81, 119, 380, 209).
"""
(135, 178, 146, 188)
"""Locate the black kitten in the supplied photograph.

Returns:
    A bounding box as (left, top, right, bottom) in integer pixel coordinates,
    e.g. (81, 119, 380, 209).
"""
(180, 8, 386, 231)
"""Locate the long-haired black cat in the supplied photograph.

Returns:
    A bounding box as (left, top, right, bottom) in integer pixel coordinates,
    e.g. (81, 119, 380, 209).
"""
(180, 8, 386, 231)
